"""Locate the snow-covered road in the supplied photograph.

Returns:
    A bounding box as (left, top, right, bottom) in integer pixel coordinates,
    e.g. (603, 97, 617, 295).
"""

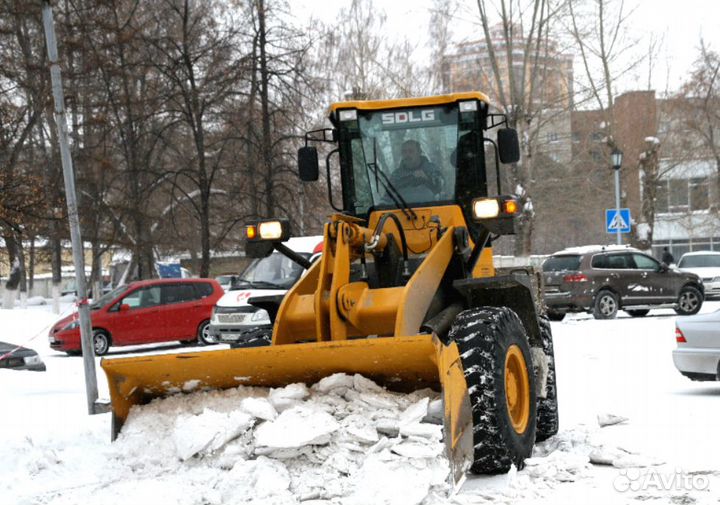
(1, 301, 719, 504)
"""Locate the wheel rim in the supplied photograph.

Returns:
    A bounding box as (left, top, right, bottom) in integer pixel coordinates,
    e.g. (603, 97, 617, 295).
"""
(505, 344, 531, 434)
(201, 322, 211, 343)
(94, 333, 107, 354)
(598, 294, 616, 316)
(679, 291, 699, 312)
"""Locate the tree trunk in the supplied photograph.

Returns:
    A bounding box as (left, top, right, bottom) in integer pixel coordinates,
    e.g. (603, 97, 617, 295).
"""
(258, 0, 274, 217)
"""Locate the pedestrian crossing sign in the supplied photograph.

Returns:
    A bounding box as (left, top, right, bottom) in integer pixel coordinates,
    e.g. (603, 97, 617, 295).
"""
(606, 208, 631, 233)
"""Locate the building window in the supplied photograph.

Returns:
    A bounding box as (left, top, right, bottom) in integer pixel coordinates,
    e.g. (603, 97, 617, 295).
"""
(656, 177, 710, 214)
(669, 179, 688, 212)
(690, 177, 709, 211)
(547, 132, 559, 143)
(656, 182, 668, 213)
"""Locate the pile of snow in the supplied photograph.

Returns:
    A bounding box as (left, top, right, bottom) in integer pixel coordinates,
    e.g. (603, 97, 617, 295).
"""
(116, 373, 449, 505)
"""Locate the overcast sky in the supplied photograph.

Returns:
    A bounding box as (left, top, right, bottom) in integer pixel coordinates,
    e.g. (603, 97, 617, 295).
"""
(292, 0, 720, 98)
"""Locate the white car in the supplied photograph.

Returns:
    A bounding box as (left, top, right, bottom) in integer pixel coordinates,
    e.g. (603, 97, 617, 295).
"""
(673, 309, 720, 381)
(208, 236, 323, 346)
(677, 251, 720, 299)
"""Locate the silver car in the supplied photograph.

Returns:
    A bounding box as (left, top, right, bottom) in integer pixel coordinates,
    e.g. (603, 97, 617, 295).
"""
(677, 251, 720, 299)
(673, 309, 720, 381)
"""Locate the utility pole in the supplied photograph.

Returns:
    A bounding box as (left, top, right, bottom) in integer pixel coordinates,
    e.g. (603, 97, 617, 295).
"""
(611, 148, 624, 245)
(42, 1, 107, 415)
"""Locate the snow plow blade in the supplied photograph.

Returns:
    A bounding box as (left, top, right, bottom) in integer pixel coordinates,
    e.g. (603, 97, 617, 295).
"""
(101, 334, 473, 478)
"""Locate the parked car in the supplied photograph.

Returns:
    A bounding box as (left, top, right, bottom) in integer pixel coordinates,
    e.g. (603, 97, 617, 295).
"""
(0, 341, 46, 371)
(677, 251, 720, 299)
(209, 236, 323, 347)
(673, 309, 720, 381)
(542, 245, 704, 320)
(49, 278, 223, 356)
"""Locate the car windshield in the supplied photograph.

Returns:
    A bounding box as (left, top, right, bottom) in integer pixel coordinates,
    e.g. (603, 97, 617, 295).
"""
(233, 253, 308, 290)
(543, 255, 581, 272)
(678, 254, 720, 268)
(348, 105, 462, 214)
(90, 284, 128, 309)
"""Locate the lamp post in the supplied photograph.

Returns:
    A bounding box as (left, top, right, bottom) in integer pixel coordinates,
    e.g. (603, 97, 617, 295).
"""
(611, 148, 624, 245)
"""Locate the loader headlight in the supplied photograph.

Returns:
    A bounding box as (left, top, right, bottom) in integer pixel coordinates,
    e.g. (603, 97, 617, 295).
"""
(458, 100, 478, 112)
(338, 109, 357, 121)
(471, 196, 519, 220)
(472, 198, 500, 219)
(245, 219, 290, 242)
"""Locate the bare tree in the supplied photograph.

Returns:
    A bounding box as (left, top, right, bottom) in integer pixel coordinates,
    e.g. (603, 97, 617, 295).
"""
(473, 0, 572, 255)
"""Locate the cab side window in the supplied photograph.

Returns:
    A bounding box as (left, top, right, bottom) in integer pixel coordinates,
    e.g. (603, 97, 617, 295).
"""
(633, 254, 660, 271)
(162, 284, 196, 305)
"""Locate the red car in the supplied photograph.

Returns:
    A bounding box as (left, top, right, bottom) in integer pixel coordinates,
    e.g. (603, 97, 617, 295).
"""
(49, 278, 223, 356)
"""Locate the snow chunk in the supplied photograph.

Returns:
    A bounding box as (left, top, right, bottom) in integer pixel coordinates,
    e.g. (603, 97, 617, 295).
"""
(254, 405, 339, 449)
(399, 422, 442, 440)
(341, 414, 380, 444)
(172, 408, 253, 460)
(268, 383, 309, 412)
(399, 397, 429, 426)
(353, 374, 384, 393)
(240, 397, 277, 421)
(597, 412, 628, 427)
(220, 456, 292, 502)
(345, 454, 437, 505)
(182, 379, 201, 393)
(313, 373, 354, 393)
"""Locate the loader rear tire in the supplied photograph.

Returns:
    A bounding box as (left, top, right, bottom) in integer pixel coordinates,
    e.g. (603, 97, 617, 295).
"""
(449, 306, 537, 474)
(534, 316, 559, 442)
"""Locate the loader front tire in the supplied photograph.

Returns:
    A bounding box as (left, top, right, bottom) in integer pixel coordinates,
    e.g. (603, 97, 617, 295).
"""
(534, 316, 559, 442)
(449, 306, 537, 474)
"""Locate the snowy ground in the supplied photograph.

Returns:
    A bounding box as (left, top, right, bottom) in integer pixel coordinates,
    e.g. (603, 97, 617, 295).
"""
(1, 301, 719, 505)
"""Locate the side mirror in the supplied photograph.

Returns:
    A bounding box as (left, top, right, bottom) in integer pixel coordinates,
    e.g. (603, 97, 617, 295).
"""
(298, 146, 319, 181)
(498, 128, 520, 164)
(119, 304, 130, 312)
(659, 263, 669, 273)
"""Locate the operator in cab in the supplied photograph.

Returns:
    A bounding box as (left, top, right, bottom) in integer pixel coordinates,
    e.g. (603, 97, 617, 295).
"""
(388, 139, 442, 202)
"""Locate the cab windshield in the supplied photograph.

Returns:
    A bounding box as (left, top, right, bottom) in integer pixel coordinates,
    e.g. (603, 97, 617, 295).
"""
(233, 253, 308, 290)
(346, 104, 481, 215)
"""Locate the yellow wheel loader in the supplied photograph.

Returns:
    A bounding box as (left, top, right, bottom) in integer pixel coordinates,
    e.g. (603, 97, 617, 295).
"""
(101, 91, 559, 479)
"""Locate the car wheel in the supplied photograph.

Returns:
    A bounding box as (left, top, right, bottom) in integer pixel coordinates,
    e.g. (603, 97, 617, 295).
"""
(675, 286, 703, 316)
(626, 309, 650, 317)
(197, 320, 214, 345)
(93, 330, 111, 356)
(546, 311, 565, 322)
(593, 290, 618, 319)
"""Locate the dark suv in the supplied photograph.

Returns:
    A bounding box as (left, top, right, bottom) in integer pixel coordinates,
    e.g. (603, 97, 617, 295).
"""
(542, 246, 704, 320)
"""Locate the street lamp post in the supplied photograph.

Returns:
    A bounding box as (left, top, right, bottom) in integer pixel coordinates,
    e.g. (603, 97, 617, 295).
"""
(611, 148, 624, 245)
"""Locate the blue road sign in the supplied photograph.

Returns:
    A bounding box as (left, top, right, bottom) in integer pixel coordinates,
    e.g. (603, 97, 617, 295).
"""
(606, 208, 631, 234)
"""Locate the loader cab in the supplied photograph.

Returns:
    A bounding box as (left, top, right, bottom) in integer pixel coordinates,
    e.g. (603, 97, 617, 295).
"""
(298, 92, 520, 239)
(334, 99, 489, 218)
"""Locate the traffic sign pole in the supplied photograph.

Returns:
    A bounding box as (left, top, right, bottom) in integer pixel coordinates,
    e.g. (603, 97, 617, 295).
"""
(614, 168, 621, 245)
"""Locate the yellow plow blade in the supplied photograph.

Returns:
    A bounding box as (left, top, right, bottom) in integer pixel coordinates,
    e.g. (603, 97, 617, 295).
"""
(101, 335, 473, 479)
